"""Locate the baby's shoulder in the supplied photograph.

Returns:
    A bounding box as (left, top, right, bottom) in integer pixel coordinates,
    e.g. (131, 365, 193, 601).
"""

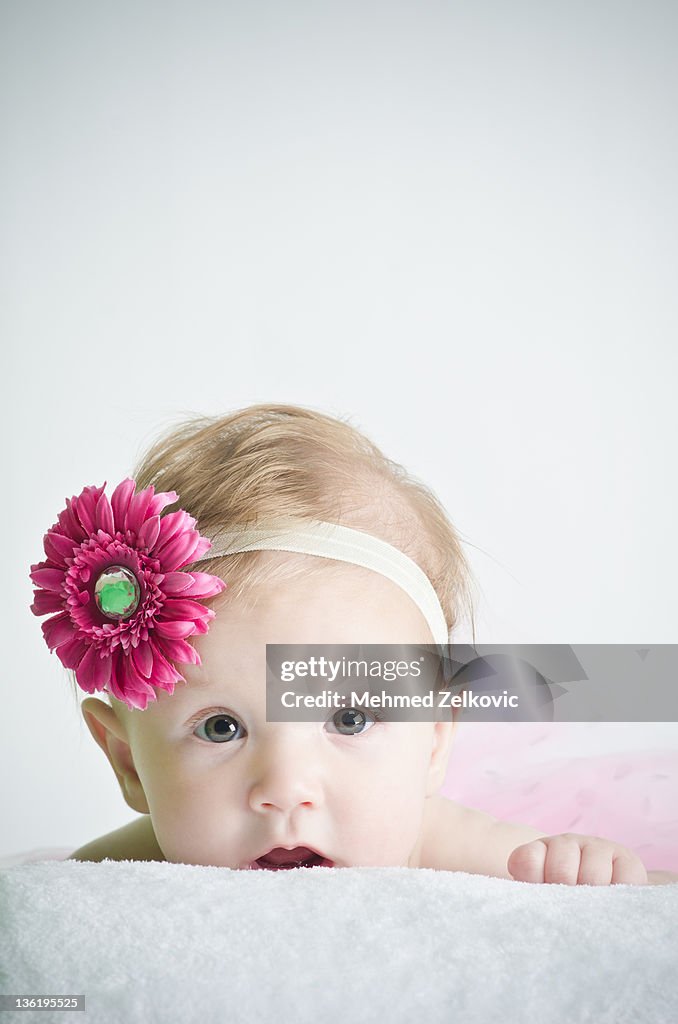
(419, 795, 499, 871)
(68, 816, 165, 863)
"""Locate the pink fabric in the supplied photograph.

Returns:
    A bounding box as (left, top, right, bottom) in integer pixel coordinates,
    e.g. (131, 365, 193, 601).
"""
(441, 723, 678, 872)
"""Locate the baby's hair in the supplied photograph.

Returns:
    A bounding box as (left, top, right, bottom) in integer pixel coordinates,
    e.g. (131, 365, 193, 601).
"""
(69, 403, 478, 708)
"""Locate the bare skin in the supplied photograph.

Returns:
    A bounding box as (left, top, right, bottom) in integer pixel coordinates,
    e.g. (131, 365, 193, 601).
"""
(68, 565, 678, 886)
(69, 796, 678, 885)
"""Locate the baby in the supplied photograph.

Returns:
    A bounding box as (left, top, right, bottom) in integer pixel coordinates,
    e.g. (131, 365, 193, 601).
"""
(30, 403, 677, 884)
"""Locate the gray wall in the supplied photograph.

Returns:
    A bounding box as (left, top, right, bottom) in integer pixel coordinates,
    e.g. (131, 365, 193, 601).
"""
(2, 0, 676, 856)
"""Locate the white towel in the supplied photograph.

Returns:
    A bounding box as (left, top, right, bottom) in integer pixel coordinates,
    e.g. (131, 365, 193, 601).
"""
(0, 860, 676, 1024)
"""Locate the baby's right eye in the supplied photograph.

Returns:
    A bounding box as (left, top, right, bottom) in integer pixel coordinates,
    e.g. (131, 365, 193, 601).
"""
(194, 713, 244, 743)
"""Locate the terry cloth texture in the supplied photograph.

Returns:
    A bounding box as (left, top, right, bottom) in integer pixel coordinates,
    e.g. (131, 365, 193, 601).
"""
(0, 859, 676, 1024)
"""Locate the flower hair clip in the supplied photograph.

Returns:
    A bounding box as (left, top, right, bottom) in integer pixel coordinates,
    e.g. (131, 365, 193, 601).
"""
(29, 478, 227, 711)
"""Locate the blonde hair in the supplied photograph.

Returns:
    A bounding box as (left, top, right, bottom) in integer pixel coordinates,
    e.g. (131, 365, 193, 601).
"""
(70, 403, 477, 706)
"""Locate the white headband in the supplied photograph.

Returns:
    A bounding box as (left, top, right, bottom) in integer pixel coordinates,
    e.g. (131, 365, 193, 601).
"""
(192, 520, 449, 647)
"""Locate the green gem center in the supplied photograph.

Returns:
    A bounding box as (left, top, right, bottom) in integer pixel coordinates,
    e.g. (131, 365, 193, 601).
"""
(100, 579, 136, 615)
(94, 566, 140, 619)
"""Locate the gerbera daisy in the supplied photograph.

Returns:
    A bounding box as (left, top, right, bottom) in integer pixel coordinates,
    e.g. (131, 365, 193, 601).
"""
(29, 478, 226, 710)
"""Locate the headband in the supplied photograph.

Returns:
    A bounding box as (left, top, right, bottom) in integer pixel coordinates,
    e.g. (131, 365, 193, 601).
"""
(29, 478, 448, 711)
(195, 520, 449, 647)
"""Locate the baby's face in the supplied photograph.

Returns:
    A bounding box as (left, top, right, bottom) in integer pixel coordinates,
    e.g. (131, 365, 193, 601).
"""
(115, 557, 455, 869)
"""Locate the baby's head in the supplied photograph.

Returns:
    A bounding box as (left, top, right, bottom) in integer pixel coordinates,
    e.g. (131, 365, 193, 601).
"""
(59, 403, 476, 867)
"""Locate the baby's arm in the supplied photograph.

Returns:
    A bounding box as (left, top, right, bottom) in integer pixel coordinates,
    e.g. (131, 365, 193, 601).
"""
(421, 795, 678, 885)
(420, 796, 547, 879)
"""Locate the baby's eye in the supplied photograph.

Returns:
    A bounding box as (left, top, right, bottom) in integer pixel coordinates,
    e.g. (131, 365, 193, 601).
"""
(193, 713, 244, 743)
(326, 707, 381, 736)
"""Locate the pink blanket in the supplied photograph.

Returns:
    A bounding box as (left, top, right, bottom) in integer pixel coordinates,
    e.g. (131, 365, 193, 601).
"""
(442, 723, 678, 871)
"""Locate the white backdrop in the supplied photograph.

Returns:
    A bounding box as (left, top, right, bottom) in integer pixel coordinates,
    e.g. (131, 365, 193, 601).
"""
(2, 0, 676, 858)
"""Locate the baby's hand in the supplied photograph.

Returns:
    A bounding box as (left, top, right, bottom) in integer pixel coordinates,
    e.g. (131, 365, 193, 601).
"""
(507, 833, 648, 886)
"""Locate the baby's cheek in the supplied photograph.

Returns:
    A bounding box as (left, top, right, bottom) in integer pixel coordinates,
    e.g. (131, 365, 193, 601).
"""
(149, 796, 211, 863)
(336, 781, 424, 866)
(136, 761, 205, 856)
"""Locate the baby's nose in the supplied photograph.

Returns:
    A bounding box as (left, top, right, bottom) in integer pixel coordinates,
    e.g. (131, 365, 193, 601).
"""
(248, 731, 324, 814)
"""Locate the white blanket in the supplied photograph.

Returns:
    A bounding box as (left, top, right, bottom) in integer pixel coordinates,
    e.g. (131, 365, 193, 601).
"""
(0, 860, 676, 1024)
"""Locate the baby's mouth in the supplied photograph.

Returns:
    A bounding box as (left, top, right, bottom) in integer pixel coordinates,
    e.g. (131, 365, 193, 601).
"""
(249, 846, 334, 870)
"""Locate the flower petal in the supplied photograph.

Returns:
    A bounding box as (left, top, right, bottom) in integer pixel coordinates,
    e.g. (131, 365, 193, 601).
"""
(42, 612, 75, 650)
(176, 572, 227, 599)
(30, 589, 64, 615)
(157, 598, 215, 622)
(54, 635, 89, 670)
(121, 652, 155, 693)
(58, 499, 85, 542)
(137, 514, 161, 551)
(42, 536, 67, 569)
(43, 531, 76, 567)
(148, 639, 182, 685)
(153, 677, 181, 698)
(109, 652, 155, 708)
(156, 532, 201, 572)
(186, 536, 212, 564)
(125, 485, 155, 535)
(147, 490, 179, 517)
(160, 571, 196, 595)
(154, 510, 192, 553)
(74, 484, 106, 535)
(95, 492, 115, 535)
(144, 659, 176, 692)
(131, 640, 154, 679)
(30, 567, 65, 593)
(111, 478, 136, 533)
(153, 619, 196, 640)
(76, 644, 113, 691)
(157, 636, 200, 665)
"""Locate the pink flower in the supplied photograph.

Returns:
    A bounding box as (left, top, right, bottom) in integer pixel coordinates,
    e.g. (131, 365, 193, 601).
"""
(29, 478, 227, 710)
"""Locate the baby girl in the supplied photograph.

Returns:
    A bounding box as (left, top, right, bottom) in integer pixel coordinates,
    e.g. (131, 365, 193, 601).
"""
(30, 403, 677, 884)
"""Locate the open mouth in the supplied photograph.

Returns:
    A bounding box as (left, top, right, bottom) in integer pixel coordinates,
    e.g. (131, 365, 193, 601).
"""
(249, 846, 334, 870)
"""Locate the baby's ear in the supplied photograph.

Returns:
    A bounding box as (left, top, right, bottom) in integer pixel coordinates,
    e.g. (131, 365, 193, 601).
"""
(80, 697, 150, 814)
(425, 718, 457, 796)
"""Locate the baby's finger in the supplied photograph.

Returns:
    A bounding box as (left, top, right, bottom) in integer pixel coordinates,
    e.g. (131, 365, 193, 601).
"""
(576, 842, 613, 886)
(542, 835, 582, 885)
(611, 852, 648, 885)
(507, 840, 547, 883)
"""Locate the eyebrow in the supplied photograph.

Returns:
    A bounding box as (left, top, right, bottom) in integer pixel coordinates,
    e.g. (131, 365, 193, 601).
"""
(176, 674, 246, 700)
(156, 677, 216, 713)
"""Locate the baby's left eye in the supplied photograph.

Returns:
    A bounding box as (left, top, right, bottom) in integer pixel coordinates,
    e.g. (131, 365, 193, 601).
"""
(325, 707, 381, 736)
(194, 714, 243, 743)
